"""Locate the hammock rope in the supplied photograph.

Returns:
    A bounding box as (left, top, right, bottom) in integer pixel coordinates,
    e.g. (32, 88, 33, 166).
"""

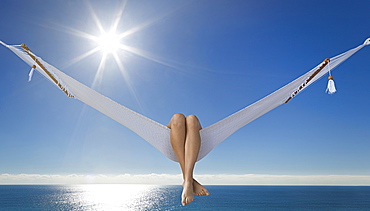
(1, 39, 369, 162)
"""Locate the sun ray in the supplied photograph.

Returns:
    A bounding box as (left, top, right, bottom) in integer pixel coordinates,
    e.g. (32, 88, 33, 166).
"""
(118, 4, 183, 39)
(118, 19, 156, 40)
(85, 0, 105, 34)
(92, 53, 107, 89)
(112, 52, 129, 81)
(62, 26, 99, 42)
(119, 44, 195, 75)
(113, 52, 145, 112)
(40, 21, 98, 41)
(62, 47, 101, 69)
(111, 0, 127, 32)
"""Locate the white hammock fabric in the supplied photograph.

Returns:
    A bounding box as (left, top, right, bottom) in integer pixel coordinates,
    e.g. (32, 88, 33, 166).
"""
(1, 39, 369, 162)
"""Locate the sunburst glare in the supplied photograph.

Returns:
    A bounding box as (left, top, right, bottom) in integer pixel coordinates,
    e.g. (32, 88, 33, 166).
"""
(56, 0, 189, 93)
(96, 31, 121, 54)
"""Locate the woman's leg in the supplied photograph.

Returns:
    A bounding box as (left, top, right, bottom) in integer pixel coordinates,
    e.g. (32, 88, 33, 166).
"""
(182, 115, 201, 205)
(168, 114, 209, 206)
(185, 115, 209, 198)
(168, 113, 187, 179)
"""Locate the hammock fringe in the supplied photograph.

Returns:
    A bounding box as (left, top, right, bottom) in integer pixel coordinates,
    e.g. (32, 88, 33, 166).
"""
(285, 58, 330, 103)
(20, 44, 75, 98)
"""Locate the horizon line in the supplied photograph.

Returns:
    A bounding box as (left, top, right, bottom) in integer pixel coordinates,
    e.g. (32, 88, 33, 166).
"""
(1, 173, 370, 186)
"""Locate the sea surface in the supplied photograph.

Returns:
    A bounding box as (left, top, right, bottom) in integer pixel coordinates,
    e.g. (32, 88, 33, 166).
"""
(1, 185, 370, 210)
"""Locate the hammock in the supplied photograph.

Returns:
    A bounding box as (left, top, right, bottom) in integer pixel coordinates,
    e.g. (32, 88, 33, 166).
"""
(1, 39, 369, 162)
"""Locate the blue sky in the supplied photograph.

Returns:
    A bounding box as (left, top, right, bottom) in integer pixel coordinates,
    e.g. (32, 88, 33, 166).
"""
(1, 0, 370, 185)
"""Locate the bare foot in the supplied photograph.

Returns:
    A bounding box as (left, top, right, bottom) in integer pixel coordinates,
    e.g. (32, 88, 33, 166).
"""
(182, 180, 194, 206)
(193, 179, 210, 196)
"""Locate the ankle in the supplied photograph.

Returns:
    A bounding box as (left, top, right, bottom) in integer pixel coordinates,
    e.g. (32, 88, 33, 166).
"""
(186, 177, 194, 181)
(183, 179, 193, 185)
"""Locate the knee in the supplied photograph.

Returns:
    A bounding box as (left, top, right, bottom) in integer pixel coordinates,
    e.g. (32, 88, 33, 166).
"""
(186, 115, 201, 130)
(169, 113, 186, 129)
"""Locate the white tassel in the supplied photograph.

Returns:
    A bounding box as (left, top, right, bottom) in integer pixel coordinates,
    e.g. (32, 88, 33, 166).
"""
(28, 65, 36, 82)
(326, 76, 336, 94)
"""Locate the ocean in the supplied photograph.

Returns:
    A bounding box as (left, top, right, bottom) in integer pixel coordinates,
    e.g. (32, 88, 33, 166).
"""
(1, 185, 370, 210)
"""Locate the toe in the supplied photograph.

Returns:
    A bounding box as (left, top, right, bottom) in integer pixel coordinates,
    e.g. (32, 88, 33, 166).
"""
(183, 197, 191, 206)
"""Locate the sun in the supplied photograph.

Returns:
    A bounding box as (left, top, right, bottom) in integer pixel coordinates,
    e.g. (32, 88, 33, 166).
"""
(61, 0, 176, 90)
(96, 31, 121, 54)
(54, 0, 187, 111)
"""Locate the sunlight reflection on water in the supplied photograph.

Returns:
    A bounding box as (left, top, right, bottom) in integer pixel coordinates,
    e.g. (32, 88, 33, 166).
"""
(55, 184, 180, 210)
(2, 185, 370, 210)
